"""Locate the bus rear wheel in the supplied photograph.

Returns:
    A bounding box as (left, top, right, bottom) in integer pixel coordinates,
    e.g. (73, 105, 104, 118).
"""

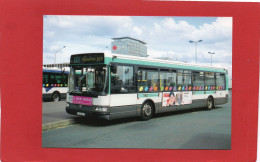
(52, 92, 60, 102)
(206, 97, 214, 110)
(140, 101, 153, 121)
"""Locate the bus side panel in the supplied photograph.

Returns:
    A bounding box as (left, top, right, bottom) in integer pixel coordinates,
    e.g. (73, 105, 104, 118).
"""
(42, 88, 52, 100)
(42, 87, 68, 100)
(110, 94, 138, 119)
(158, 90, 228, 114)
(136, 93, 162, 115)
(192, 93, 208, 108)
(214, 90, 229, 105)
(192, 90, 228, 107)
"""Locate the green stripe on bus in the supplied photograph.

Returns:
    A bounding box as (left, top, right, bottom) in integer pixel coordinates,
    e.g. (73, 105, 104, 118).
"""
(193, 91, 205, 95)
(138, 93, 159, 98)
(108, 57, 226, 73)
(205, 91, 215, 94)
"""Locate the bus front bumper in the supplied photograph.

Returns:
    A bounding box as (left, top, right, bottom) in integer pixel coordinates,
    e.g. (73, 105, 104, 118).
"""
(65, 103, 110, 120)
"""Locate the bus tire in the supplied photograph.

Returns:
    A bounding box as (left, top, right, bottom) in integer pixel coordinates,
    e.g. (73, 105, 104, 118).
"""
(140, 101, 154, 121)
(52, 92, 60, 102)
(206, 96, 214, 110)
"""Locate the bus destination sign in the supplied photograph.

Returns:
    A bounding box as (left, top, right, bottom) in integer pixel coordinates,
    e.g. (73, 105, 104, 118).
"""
(70, 53, 104, 64)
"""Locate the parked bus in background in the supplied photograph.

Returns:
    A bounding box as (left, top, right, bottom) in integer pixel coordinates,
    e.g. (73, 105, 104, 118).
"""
(42, 67, 69, 102)
(65, 53, 229, 120)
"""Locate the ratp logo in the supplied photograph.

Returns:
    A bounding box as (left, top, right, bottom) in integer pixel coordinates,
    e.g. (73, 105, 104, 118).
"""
(112, 45, 117, 50)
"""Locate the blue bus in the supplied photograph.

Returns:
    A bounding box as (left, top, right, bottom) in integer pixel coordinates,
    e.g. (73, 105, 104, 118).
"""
(42, 68, 69, 102)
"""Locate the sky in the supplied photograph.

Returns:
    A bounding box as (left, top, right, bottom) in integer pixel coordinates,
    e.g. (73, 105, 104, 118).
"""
(43, 16, 232, 79)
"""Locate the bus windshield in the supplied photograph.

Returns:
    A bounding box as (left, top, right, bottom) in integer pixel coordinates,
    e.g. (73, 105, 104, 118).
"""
(69, 65, 108, 97)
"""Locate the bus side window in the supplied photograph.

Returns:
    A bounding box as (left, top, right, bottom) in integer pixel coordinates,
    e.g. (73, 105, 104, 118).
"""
(50, 74, 57, 85)
(216, 73, 225, 90)
(138, 69, 159, 92)
(193, 71, 204, 90)
(111, 65, 134, 93)
(111, 75, 116, 86)
(55, 74, 61, 84)
(43, 74, 48, 84)
(205, 72, 215, 90)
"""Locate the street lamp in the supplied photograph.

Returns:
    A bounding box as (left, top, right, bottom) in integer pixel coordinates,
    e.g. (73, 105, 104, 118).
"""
(189, 40, 203, 64)
(208, 52, 215, 66)
(54, 46, 66, 65)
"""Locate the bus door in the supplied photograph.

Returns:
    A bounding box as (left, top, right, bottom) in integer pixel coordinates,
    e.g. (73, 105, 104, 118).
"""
(109, 65, 137, 119)
(136, 68, 161, 113)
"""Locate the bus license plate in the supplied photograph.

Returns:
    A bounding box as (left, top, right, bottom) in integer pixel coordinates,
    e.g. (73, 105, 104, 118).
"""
(77, 112, 85, 116)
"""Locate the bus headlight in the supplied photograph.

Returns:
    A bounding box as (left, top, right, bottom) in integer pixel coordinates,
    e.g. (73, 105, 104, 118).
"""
(66, 103, 70, 107)
(95, 107, 108, 112)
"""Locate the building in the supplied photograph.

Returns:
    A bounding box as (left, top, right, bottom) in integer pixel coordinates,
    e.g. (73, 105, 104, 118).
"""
(43, 37, 147, 68)
(111, 37, 147, 57)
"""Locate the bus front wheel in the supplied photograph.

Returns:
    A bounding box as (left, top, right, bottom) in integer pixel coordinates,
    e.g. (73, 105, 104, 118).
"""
(206, 97, 214, 110)
(52, 92, 60, 102)
(140, 101, 153, 121)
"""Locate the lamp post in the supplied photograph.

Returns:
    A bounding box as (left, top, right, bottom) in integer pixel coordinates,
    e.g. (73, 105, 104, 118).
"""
(189, 40, 203, 64)
(54, 46, 66, 65)
(208, 52, 215, 66)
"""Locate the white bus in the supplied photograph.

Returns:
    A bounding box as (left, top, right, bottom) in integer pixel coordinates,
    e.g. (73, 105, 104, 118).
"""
(66, 53, 229, 120)
(42, 68, 69, 102)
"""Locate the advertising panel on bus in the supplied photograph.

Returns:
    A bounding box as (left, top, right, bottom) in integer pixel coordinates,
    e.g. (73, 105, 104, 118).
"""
(162, 91, 192, 107)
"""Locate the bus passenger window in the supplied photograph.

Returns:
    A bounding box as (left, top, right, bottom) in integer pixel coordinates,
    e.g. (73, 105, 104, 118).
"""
(177, 70, 191, 91)
(111, 65, 134, 93)
(216, 73, 225, 90)
(43, 74, 48, 85)
(205, 72, 215, 90)
(138, 69, 159, 92)
(193, 72, 204, 90)
(159, 70, 176, 91)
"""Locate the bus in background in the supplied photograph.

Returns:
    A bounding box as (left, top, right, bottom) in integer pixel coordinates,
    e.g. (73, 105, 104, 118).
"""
(42, 67, 69, 102)
(229, 78, 232, 90)
(65, 53, 229, 120)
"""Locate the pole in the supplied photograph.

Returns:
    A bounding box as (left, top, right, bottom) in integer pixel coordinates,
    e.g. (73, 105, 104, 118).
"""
(54, 46, 66, 65)
(195, 42, 197, 64)
(208, 52, 215, 67)
(211, 54, 212, 66)
(189, 40, 202, 64)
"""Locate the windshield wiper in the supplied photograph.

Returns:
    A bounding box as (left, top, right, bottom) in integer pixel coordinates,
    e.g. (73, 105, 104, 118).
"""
(69, 90, 81, 95)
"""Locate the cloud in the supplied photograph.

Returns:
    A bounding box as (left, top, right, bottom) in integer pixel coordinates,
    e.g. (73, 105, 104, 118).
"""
(133, 26, 143, 35)
(43, 16, 232, 78)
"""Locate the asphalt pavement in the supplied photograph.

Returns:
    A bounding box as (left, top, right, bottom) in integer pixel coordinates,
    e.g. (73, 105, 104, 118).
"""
(42, 91, 232, 149)
(42, 99, 83, 131)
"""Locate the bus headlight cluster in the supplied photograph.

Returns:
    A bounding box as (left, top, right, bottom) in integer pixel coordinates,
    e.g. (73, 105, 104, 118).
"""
(95, 107, 108, 112)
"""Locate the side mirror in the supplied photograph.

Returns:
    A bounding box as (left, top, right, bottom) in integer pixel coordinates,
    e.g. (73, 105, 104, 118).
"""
(110, 66, 117, 74)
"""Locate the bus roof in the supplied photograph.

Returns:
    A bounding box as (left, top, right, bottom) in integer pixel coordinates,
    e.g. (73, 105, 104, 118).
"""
(43, 67, 70, 74)
(106, 53, 227, 73)
(69, 52, 227, 73)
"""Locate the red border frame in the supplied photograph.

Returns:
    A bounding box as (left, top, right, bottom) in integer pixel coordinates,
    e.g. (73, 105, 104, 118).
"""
(0, 0, 259, 161)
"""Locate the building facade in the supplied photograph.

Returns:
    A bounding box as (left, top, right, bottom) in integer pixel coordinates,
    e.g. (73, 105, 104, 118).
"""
(111, 37, 147, 57)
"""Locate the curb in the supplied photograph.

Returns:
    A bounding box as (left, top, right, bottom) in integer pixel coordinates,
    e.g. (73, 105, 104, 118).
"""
(42, 119, 77, 131)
